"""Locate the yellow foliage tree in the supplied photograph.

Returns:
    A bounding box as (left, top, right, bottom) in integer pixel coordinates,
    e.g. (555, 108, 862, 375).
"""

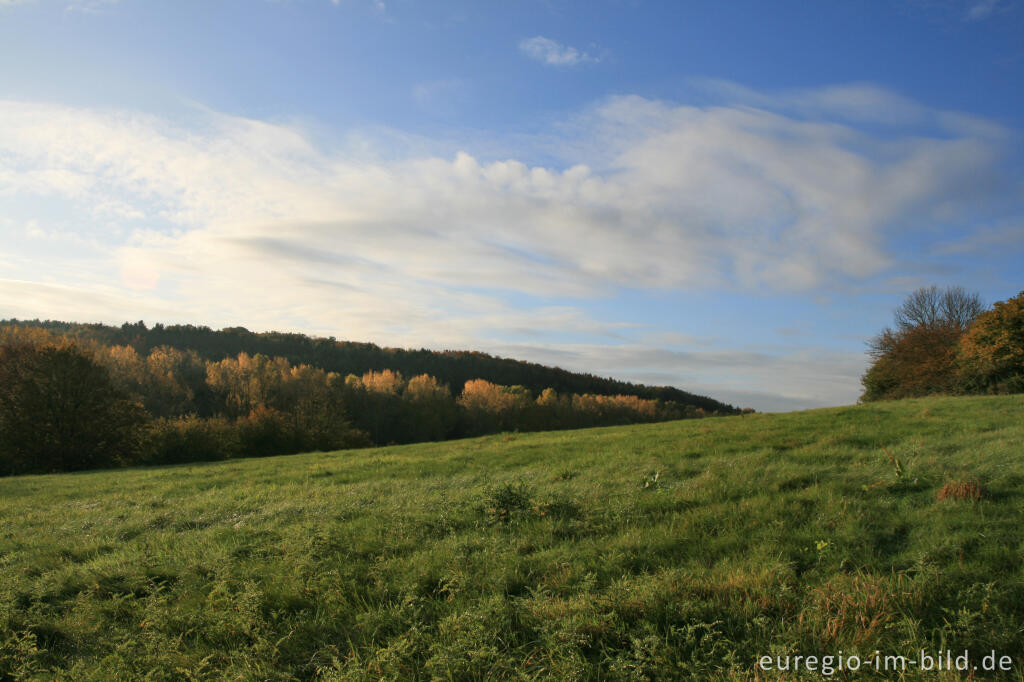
(958, 290, 1024, 393)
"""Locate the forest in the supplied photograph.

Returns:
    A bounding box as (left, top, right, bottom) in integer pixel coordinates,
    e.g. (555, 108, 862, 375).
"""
(7, 319, 732, 412)
(0, 321, 739, 475)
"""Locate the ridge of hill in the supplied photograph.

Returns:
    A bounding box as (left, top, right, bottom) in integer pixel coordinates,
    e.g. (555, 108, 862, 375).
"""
(2, 318, 739, 414)
(0, 394, 1021, 678)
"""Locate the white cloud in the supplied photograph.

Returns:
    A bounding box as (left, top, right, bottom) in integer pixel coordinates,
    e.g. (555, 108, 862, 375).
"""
(518, 36, 598, 66)
(0, 85, 1013, 408)
(488, 342, 869, 412)
(966, 0, 1000, 20)
(931, 222, 1024, 255)
(0, 278, 184, 324)
(0, 91, 1008, 313)
(691, 79, 1009, 137)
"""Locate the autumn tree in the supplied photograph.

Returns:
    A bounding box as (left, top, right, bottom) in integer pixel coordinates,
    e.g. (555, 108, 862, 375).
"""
(144, 346, 210, 416)
(862, 285, 985, 401)
(337, 370, 408, 444)
(402, 374, 457, 442)
(535, 387, 572, 430)
(205, 352, 362, 450)
(97, 344, 210, 418)
(457, 379, 533, 435)
(861, 324, 965, 400)
(206, 353, 289, 418)
(958, 290, 1024, 394)
(0, 341, 144, 474)
(285, 366, 364, 451)
(97, 344, 147, 403)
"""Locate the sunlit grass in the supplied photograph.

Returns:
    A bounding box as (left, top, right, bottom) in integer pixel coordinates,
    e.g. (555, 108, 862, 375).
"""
(1, 394, 1023, 679)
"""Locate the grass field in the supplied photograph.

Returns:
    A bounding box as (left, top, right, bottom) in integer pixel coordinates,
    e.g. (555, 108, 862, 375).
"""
(1, 395, 1023, 680)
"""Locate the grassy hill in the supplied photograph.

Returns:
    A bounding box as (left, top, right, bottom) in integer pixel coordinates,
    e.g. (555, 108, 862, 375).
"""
(1, 394, 1022, 679)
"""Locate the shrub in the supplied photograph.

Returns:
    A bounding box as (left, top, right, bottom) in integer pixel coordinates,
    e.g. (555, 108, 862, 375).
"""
(237, 405, 300, 458)
(483, 481, 534, 523)
(142, 415, 239, 464)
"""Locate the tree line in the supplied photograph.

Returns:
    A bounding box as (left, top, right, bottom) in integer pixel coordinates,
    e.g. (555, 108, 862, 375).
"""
(0, 325, 726, 475)
(1, 319, 737, 414)
(861, 287, 1024, 401)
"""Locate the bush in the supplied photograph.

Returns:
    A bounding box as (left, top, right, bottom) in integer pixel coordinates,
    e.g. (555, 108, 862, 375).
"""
(141, 408, 369, 466)
(237, 406, 300, 458)
(142, 415, 239, 465)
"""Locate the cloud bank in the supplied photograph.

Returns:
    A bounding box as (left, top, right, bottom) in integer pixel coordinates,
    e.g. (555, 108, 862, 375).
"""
(0, 85, 1013, 409)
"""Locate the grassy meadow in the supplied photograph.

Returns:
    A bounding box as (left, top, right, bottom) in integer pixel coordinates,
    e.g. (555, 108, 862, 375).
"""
(1, 394, 1023, 680)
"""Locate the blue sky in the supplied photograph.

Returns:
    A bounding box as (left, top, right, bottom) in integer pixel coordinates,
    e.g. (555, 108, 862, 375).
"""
(1, 0, 1022, 411)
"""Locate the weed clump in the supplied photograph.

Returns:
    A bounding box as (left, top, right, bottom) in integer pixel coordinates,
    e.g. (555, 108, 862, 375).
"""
(640, 471, 661, 490)
(483, 481, 534, 523)
(481, 482, 581, 523)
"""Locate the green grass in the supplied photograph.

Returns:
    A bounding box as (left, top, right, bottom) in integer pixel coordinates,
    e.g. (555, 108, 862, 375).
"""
(2, 394, 1023, 680)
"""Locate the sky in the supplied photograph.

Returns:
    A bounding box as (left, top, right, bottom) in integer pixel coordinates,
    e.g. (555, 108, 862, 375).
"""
(0, 0, 1022, 411)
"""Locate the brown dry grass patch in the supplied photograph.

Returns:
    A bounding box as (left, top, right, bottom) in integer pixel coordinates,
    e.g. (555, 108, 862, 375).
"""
(937, 479, 984, 502)
(802, 574, 895, 646)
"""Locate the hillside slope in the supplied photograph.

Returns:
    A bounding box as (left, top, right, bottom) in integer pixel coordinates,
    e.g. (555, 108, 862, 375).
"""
(3, 319, 739, 414)
(1, 395, 1022, 679)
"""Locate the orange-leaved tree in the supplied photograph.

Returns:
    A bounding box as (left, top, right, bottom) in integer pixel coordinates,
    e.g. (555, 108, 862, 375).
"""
(861, 285, 985, 401)
(958, 290, 1024, 394)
